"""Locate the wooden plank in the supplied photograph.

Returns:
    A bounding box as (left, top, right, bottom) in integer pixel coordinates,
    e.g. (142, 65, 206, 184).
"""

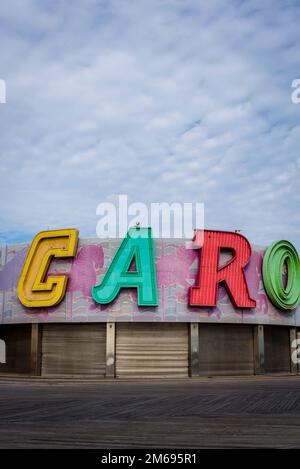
(1, 376, 300, 448)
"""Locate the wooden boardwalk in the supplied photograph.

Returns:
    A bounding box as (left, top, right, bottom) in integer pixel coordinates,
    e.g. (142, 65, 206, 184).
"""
(0, 375, 300, 448)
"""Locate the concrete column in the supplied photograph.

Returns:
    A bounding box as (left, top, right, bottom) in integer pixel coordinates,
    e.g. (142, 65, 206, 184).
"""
(297, 330, 300, 374)
(189, 323, 200, 377)
(290, 328, 298, 374)
(30, 323, 41, 376)
(254, 325, 265, 375)
(106, 322, 116, 378)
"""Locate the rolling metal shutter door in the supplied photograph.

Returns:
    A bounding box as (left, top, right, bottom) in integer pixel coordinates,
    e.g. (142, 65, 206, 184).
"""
(116, 323, 189, 378)
(264, 326, 290, 373)
(41, 324, 106, 377)
(199, 324, 254, 376)
(0, 325, 31, 374)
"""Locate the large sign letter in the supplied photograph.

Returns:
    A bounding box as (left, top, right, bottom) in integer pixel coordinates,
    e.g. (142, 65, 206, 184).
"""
(189, 230, 256, 308)
(92, 227, 158, 306)
(18, 229, 78, 308)
(262, 240, 300, 310)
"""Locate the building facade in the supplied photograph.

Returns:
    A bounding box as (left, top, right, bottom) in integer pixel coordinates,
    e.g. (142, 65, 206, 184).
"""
(0, 229, 299, 378)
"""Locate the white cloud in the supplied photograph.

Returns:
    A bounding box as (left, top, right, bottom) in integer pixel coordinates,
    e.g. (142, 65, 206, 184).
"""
(0, 0, 299, 248)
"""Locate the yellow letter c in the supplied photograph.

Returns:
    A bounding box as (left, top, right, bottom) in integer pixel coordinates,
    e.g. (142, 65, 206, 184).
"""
(17, 229, 78, 308)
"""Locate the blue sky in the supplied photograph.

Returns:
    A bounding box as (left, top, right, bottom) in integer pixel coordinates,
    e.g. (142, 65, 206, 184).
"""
(0, 0, 299, 248)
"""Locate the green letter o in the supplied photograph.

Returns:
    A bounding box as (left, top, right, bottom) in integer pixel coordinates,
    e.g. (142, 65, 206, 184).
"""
(262, 240, 300, 310)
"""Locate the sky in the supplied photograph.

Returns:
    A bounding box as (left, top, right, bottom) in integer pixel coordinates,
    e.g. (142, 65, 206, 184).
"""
(0, 0, 299, 248)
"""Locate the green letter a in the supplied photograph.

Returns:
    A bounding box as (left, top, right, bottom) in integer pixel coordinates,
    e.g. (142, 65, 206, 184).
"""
(92, 227, 158, 306)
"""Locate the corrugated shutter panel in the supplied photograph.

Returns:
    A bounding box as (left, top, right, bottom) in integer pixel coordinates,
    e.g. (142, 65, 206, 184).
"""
(116, 323, 189, 378)
(41, 324, 106, 377)
(199, 324, 254, 376)
(264, 326, 290, 373)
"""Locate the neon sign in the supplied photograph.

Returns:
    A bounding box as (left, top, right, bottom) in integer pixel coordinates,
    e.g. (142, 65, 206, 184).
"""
(189, 230, 255, 308)
(92, 227, 158, 306)
(17, 228, 300, 312)
(17, 229, 78, 308)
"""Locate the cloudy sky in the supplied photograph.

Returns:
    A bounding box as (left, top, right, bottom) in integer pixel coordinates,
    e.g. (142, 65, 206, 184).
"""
(0, 0, 299, 248)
